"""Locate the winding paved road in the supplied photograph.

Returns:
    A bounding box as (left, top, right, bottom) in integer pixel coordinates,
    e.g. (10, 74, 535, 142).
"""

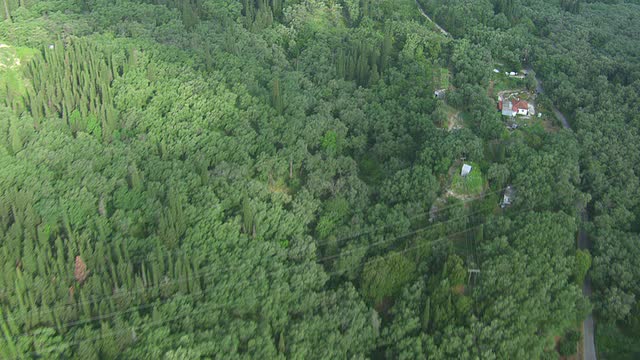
(530, 72, 571, 129)
(531, 70, 597, 360)
(414, 5, 596, 357)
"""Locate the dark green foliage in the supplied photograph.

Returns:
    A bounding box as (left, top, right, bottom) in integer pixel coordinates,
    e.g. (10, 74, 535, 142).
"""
(1, 0, 638, 357)
(335, 40, 383, 87)
(560, 0, 581, 13)
(597, 321, 640, 360)
(558, 329, 580, 356)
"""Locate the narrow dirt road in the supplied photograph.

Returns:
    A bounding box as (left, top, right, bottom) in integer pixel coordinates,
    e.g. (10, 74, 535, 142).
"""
(415, 0, 451, 37)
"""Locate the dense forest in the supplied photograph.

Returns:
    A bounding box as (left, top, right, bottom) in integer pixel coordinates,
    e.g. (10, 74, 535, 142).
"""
(0, 0, 638, 358)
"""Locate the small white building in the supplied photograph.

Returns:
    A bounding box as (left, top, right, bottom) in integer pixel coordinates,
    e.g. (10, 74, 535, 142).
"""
(461, 164, 472, 177)
(501, 186, 515, 208)
(434, 89, 446, 99)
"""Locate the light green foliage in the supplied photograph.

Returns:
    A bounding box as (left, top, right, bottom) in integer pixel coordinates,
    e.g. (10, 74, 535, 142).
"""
(0, 45, 37, 111)
(574, 249, 591, 285)
(437, 67, 450, 89)
(343, 0, 360, 23)
(21, 39, 125, 140)
(442, 254, 467, 286)
(321, 130, 338, 154)
(361, 252, 416, 304)
(487, 163, 509, 189)
(491, 71, 526, 93)
(380, 165, 438, 209)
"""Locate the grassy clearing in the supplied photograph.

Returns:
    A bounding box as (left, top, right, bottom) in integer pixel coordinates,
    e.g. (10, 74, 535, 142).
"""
(15, 46, 39, 60)
(492, 73, 526, 94)
(0, 45, 38, 68)
(0, 45, 37, 100)
(451, 162, 484, 196)
(433, 67, 450, 89)
(440, 68, 450, 89)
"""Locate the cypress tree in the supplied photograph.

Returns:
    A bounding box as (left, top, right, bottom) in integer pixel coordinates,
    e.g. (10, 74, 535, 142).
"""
(0, 309, 17, 359)
(336, 48, 346, 79)
(278, 331, 286, 354)
(124, 262, 134, 289)
(271, 78, 284, 114)
(14, 269, 28, 315)
(381, 28, 392, 74)
(9, 118, 22, 154)
(22, 39, 124, 142)
(242, 196, 254, 235)
(80, 290, 91, 318)
(421, 298, 431, 331)
(369, 63, 380, 86)
(357, 53, 368, 86)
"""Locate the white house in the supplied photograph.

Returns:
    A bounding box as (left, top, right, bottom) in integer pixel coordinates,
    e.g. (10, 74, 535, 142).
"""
(513, 100, 529, 115)
(499, 98, 529, 117)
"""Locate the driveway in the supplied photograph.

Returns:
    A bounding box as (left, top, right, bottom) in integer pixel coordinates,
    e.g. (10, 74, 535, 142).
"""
(527, 68, 571, 128)
(415, 0, 450, 37)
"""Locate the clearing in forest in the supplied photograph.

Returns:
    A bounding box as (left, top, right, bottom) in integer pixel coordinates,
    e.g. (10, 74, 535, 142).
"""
(0, 44, 37, 100)
(491, 67, 528, 95)
(441, 103, 463, 131)
(447, 161, 486, 199)
(432, 66, 450, 91)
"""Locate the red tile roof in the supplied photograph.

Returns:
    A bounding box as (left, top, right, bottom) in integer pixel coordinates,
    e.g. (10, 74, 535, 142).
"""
(512, 100, 528, 111)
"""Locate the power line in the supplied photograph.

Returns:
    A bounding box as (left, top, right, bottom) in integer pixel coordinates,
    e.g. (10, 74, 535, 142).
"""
(2, 186, 510, 323)
(6, 185, 511, 287)
(5, 175, 601, 358)
(5, 190, 549, 340)
(5, 168, 609, 342)
(12, 222, 487, 358)
(7, 212, 502, 339)
(4, 213, 475, 328)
